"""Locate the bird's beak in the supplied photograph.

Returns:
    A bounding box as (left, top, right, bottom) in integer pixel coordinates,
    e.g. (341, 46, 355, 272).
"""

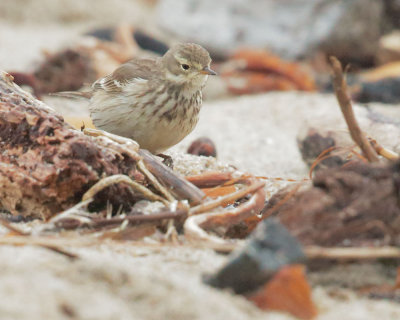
(200, 66, 217, 75)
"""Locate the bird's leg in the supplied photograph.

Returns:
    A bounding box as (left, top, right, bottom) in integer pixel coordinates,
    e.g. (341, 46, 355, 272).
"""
(164, 219, 179, 244)
(157, 153, 174, 169)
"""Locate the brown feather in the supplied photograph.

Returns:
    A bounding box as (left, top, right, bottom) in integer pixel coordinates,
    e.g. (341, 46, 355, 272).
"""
(92, 58, 161, 93)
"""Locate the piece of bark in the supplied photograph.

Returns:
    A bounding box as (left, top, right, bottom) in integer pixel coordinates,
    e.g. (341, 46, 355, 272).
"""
(271, 161, 400, 247)
(0, 71, 144, 219)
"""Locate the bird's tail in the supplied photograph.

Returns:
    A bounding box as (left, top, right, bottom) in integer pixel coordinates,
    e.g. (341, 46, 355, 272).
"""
(49, 90, 93, 99)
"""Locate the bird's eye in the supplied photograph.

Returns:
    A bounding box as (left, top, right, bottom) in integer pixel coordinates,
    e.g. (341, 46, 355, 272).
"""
(181, 64, 190, 70)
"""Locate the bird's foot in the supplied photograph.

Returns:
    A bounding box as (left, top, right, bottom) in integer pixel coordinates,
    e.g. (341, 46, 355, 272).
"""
(157, 153, 174, 169)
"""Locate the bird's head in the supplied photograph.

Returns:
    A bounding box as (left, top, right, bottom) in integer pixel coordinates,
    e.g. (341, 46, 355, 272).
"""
(161, 43, 217, 87)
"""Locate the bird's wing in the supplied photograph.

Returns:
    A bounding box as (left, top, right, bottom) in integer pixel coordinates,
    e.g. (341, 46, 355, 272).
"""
(92, 58, 159, 93)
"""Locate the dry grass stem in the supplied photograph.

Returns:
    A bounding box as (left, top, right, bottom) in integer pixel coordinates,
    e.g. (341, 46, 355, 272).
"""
(46, 199, 93, 225)
(137, 160, 175, 202)
(83, 128, 141, 160)
(0, 219, 78, 259)
(189, 180, 265, 216)
(370, 139, 399, 161)
(330, 56, 379, 162)
(139, 149, 205, 204)
(82, 174, 169, 205)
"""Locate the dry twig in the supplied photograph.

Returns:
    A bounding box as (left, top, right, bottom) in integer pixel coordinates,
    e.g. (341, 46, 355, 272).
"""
(137, 160, 175, 202)
(305, 246, 400, 260)
(330, 57, 379, 162)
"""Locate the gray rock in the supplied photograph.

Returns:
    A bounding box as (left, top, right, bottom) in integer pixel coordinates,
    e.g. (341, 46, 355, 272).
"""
(157, 0, 384, 62)
(204, 219, 305, 294)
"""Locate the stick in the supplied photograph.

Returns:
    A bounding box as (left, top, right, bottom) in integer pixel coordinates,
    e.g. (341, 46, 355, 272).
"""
(305, 246, 400, 260)
(139, 149, 205, 204)
(0, 218, 78, 259)
(330, 57, 379, 162)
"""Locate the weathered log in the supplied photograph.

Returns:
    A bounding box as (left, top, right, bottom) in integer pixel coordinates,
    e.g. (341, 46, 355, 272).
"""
(0, 71, 144, 219)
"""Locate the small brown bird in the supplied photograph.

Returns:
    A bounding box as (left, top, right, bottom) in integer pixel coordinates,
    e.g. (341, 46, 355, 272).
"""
(61, 43, 216, 154)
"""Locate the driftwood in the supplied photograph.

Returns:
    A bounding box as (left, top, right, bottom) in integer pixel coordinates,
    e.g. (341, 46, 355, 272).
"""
(0, 71, 147, 219)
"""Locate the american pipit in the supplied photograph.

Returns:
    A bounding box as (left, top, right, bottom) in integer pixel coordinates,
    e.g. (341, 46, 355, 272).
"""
(60, 43, 216, 154)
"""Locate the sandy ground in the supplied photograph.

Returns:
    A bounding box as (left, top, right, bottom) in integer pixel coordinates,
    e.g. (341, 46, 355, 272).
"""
(2, 1, 400, 319)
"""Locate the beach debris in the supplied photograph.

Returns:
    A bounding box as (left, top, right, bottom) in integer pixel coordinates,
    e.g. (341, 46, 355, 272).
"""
(274, 160, 400, 247)
(248, 265, 317, 320)
(187, 137, 217, 157)
(0, 71, 267, 247)
(221, 49, 316, 95)
(344, 58, 400, 103)
(358, 266, 400, 303)
(157, 0, 384, 64)
(86, 27, 169, 56)
(353, 77, 400, 104)
(377, 31, 400, 64)
(205, 219, 305, 293)
(8, 25, 161, 97)
(0, 217, 78, 259)
(184, 176, 266, 251)
(0, 71, 147, 219)
(9, 49, 94, 98)
(330, 57, 380, 162)
(297, 128, 347, 171)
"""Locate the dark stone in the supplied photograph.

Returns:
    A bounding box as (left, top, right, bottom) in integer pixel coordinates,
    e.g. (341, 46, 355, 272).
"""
(205, 219, 305, 294)
(297, 128, 346, 170)
(355, 77, 400, 104)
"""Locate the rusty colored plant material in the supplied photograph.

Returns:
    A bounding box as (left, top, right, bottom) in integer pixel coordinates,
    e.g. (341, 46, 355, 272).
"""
(202, 185, 237, 202)
(226, 72, 298, 95)
(185, 172, 234, 188)
(274, 160, 400, 247)
(184, 178, 266, 251)
(0, 71, 145, 219)
(248, 265, 317, 320)
(223, 49, 316, 95)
